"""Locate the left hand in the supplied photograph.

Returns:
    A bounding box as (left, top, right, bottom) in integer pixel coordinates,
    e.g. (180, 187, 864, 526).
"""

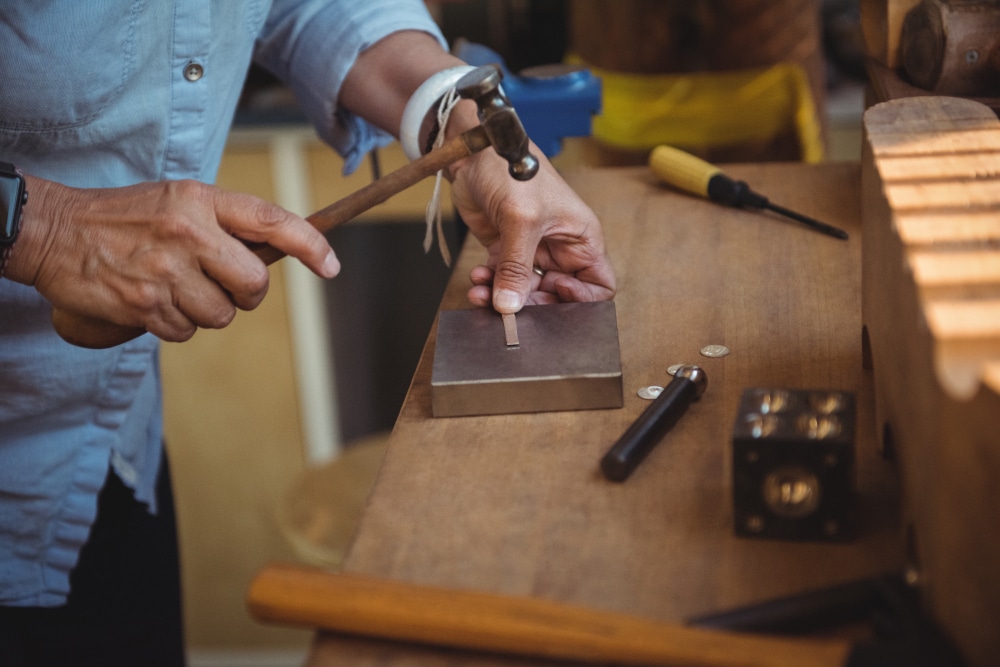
(336, 31, 616, 312)
(448, 143, 617, 314)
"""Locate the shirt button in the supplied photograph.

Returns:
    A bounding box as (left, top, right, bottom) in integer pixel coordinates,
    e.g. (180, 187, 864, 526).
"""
(184, 62, 204, 82)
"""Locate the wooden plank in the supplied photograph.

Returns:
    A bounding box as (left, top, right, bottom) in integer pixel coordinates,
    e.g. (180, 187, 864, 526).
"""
(862, 96, 1000, 667)
(895, 211, 1000, 245)
(986, 359, 1000, 388)
(925, 299, 1000, 339)
(911, 251, 1000, 287)
(867, 128, 1000, 156)
(874, 152, 1000, 181)
(885, 180, 1000, 210)
(280, 162, 906, 666)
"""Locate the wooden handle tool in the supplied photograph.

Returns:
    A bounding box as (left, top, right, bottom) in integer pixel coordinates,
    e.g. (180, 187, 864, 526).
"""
(247, 562, 852, 667)
(52, 129, 490, 349)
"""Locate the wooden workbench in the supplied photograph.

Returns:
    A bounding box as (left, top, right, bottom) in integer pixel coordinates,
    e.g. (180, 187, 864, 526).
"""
(296, 162, 905, 665)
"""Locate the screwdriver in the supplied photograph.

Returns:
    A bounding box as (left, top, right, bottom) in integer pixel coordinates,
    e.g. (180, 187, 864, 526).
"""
(648, 145, 849, 240)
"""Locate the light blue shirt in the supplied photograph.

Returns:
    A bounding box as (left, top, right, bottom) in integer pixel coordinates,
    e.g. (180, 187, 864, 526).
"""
(0, 0, 444, 607)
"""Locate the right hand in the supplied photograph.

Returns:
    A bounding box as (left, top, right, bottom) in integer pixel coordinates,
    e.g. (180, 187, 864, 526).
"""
(447, 142, 616, 314)
(8, 176, 339, 342)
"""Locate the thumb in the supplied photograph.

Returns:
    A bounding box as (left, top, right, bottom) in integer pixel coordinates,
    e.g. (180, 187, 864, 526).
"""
(491, 256, 535, 314)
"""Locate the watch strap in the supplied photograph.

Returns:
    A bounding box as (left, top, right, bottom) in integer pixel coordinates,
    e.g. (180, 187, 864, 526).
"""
(0, 244, 11, 279)
(0, 161, 27, 279)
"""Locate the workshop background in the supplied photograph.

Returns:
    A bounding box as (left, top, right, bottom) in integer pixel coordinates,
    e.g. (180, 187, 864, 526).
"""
(160, 1, 868, 665)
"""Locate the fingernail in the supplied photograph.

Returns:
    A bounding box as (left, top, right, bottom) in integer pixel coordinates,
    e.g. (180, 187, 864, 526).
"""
(494, 288, 523, 312)
(321, 250, 340, 278)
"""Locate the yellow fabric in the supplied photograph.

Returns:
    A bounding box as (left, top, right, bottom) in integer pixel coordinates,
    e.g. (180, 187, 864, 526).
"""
(577, 59, 825, 163)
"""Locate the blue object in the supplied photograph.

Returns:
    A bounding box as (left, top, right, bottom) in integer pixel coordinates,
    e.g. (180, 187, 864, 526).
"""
(455, 41, 602, 157)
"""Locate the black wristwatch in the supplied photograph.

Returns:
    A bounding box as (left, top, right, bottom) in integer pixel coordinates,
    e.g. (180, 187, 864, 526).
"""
(0, 161, 29, 278)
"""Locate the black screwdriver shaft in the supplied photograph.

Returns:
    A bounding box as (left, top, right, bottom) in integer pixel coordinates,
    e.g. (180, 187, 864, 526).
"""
(707, 173, 849, 241)
(765, 202, 850, 240)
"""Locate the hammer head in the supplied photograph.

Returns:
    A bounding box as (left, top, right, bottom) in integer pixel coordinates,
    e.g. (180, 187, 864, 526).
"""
(456, 65, 540, 181)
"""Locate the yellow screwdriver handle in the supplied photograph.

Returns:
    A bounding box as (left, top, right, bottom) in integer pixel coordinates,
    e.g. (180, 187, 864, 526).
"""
(648, 145, 721, 198)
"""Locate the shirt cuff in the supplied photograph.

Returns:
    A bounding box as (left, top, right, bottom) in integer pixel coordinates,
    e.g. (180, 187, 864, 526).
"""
(255, 0, 447, 174)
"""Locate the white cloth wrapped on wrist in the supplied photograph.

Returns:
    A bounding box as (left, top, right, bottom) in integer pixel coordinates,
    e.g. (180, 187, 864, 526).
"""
(399, 65, 475, 160)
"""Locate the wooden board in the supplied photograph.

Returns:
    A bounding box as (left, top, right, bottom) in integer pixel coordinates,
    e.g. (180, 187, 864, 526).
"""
(862, 96, 1000, 667)
(258, 163, 906, 665)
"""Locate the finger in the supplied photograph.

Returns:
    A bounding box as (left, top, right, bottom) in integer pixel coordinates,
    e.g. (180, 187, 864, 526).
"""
(469, 281, 553, 309)
(535, 269, 566, 294)
(102, 252, 226, 342)
(491, 233, 543, 314)
(525, 291, 559, 306)
(537, 244, 617, 302)
(133, 269, 236, 341)
(139, 294, 199, 343)
(470, 264, 545, 290)
(173, 274, 240, 330)
(128, 241, 243, 336)
(85, 277, 199, 343)
(468, 264, 546, 308)
(145, 312, 198, 343)
(551, 274, 617, 303)
(469, 264, 495, 287)
(194, 234, 273, 311)
(213, 190, 339, 279)
(467, 265, 494, 307)
(466, 284, 493, 308)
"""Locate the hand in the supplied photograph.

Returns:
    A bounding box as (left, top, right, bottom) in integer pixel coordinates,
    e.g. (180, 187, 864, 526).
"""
(11, 176, 339, 342)
(336, 32, 615, 312)
(448, 144, 617, 313)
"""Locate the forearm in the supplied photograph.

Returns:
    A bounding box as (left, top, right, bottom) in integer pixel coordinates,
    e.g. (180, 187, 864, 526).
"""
(339, 30, 479, 143)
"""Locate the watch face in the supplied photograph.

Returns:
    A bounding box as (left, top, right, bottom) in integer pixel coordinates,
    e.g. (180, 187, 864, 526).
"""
(1, 174, 24, 242)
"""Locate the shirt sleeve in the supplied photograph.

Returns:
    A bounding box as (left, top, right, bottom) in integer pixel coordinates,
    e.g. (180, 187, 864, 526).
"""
(253, 0, 447, 174)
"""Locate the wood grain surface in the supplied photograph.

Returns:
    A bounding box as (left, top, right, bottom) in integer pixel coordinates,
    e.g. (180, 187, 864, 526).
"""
(268, 163, 905, 665)
(862, 96, 1000, 667)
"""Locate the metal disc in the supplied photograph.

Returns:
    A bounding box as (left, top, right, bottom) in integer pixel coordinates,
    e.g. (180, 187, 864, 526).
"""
(667, 364, 684, 376)
(637, 386, 663, 400)
(700, 344, 730, 358)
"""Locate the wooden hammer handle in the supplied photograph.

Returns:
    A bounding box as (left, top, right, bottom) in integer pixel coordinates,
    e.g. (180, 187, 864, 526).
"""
(51, 130, 489, 349)
(247, 563, 851, 667)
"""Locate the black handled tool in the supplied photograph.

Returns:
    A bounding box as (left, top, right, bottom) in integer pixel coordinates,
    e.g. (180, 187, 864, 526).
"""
(601, 365, 708, 482)
(649, 145, 849, 240)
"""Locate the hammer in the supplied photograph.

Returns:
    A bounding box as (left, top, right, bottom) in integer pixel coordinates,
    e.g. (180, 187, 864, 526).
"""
(52, 65, 539, 349)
